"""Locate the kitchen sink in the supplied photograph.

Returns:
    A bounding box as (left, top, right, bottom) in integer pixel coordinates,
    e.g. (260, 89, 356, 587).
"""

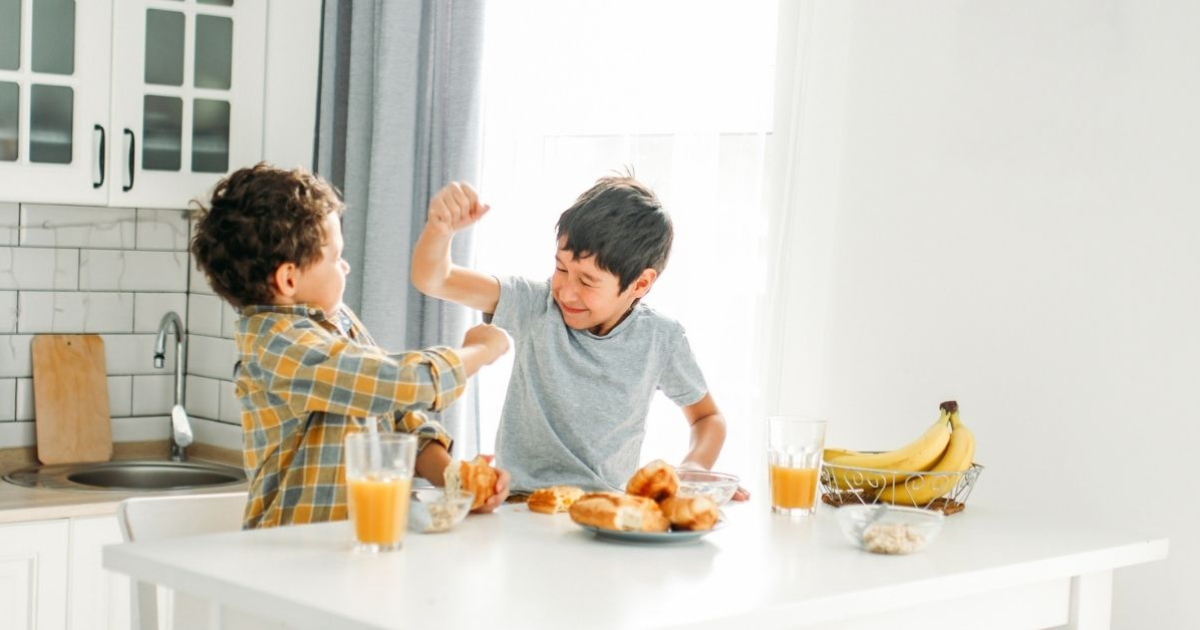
(3, 460, 246, 492)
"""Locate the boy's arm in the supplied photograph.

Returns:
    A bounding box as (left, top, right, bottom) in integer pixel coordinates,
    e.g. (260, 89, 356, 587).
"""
(411, 182, 502, 313)
(679, 393, 750, 501)
(258, 323, 481, 419)
(679, 393, 726, 470)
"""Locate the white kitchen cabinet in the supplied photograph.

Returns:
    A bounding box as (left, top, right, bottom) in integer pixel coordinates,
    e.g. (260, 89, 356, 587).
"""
(0, 519, 69, 630)
(0, 0, 112, 206)
(69, 515, 131, 630)
(0, 0, 269, 209)
(109, 0, 266, 209)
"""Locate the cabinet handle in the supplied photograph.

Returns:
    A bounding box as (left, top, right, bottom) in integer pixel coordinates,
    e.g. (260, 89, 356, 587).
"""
(93, 125, 106, 188)
(123, 129, 136, 192)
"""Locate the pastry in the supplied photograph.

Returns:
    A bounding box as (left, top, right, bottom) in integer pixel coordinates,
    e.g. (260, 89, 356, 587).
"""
(659, 496, 719, 531)
(443, 455, 498, 510)
(527, 485, 585, 514)
(568, 492, 670, 532)
(625, 459, 679, 501)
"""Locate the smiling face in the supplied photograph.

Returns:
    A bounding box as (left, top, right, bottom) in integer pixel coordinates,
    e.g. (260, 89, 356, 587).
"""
(552, 237, 656, 336)
(290, 212, 351, 315)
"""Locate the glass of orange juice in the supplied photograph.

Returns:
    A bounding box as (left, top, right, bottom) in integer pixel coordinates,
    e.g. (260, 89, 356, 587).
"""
(345, 432, 417, 552)
(767, 416, 827, 518)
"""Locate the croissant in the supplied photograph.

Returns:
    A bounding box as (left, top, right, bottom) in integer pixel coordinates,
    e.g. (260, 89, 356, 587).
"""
(568, 492, 670, 532)
(659, 496, 719, 531)
(527, 486, 585, 514)
(625, 459, 679, 502)
(444, 456, 497, 510)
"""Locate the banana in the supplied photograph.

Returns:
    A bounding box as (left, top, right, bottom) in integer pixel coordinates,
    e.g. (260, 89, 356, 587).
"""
(822, 447, 864, 462)
(824, 402, 956, 488)
(876, 407, 976, 506)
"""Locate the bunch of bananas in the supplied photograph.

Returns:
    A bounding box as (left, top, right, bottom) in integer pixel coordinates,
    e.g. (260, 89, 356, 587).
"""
(823, 401, 976, 506)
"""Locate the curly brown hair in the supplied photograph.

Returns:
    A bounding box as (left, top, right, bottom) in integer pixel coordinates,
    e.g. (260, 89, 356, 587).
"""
(190, 163, 345, 308)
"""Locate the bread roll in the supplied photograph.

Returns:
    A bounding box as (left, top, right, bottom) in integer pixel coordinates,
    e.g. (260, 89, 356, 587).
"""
(443, 456, 497, 510)
(527, 485, 585, 514)
(659, 496, 719, 531)
(568, 492, 670, 532)
(625, 459, 679, 501)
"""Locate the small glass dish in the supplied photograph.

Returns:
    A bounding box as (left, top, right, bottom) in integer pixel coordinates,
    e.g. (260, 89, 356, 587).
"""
(408, 488, 473, 533)
(836, 504, 944, 555)
(675, 470, 740, 506)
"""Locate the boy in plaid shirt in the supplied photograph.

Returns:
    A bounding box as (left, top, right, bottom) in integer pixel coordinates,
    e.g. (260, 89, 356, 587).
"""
(191, 163, 510, 528)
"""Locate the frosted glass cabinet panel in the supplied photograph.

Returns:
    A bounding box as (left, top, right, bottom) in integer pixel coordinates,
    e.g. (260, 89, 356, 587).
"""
(111, 0, 266, 209)
(0, 0, 113, 205)
(0, 0, 266, 208)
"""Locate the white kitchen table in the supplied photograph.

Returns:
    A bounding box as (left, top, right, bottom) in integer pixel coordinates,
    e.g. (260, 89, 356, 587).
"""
(103, 502, 1166, 630)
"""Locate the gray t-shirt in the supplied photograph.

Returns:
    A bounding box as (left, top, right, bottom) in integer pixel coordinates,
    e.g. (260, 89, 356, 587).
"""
(490, 276, 707, 493)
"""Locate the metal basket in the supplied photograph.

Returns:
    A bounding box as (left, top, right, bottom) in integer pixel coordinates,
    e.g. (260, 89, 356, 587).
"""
(819, 462, 984, 515)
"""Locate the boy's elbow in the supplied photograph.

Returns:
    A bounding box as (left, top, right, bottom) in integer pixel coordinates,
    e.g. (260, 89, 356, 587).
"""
(410, 267, 439, 297)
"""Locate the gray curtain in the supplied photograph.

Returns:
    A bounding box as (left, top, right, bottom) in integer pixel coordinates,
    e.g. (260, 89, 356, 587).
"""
(315, 0, 486, 456)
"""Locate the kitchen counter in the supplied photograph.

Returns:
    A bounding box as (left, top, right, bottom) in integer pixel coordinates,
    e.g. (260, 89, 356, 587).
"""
(103, 502, 1167, 630)
(0, 442, 246, 524)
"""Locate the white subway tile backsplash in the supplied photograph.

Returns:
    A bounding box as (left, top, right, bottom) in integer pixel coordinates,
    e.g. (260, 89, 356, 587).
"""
(188, 335, 238, 381)
(111, 416, 170, 442)
(189, 259, 216, 295)
(132, 374, 175, 416)
(79, 250, 188, 292)
(187, 294, 224, 336)
(0, 335, 32, 377)
(219, 382, 242, 424)
(100, 334, 174, 376)
(108, 375, 132, 418)
(0, 378, 15, 420)
(0, 247, 80, 290)
(136, 209, 190, 251)
(18, 291, 134, 333)
(221, 302, 239, 338)
(20, 205, 137, 249)
(0, 422, 35, 447)
(15, 378, 32, 420)
(0, 291, 15, 332)
(192, 417, 243, 451)
(134, 293, 188, 333)
(0, 203, 17, 245)
(186, 375, 221, 420)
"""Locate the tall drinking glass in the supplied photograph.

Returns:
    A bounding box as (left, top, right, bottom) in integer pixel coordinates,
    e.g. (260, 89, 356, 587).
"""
(345, 432, 417, 552)
(768, 416, 827, 518)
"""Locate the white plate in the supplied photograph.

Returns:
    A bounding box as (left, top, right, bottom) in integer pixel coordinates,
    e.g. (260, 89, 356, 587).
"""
(578, 520, 725, 543)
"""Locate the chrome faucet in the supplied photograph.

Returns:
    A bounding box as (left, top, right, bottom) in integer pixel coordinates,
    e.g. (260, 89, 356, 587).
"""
(154, 311, 193, 461)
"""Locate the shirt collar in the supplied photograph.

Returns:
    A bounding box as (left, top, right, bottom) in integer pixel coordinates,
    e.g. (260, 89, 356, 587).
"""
(241, 303, 336, 322)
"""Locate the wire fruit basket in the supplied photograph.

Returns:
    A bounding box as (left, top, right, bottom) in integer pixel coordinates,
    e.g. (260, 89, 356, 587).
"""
(819, 462, 984, 515)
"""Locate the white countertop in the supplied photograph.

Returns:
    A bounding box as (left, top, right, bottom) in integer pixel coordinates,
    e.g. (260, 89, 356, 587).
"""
(103, 502, 1168, 630)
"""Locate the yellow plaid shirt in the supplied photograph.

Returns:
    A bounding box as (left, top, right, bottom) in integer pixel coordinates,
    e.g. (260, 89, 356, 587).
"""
(234, 304, 463, 529)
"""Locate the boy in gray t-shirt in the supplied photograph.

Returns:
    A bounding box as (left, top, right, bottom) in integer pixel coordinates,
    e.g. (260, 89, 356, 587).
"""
(412, 175, 746, 497)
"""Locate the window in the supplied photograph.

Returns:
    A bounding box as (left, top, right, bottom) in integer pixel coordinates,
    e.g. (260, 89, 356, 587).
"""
(477, 0, 777, 477)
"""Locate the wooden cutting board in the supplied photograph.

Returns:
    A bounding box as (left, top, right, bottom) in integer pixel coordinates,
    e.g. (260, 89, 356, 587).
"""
(32, 335, 113, 465)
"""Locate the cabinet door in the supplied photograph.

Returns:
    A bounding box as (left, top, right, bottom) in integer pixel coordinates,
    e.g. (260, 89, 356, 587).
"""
(0, 519, 69, 630)
(0, 0, 113, 205)
(69, 516, 131, 630)
(110, 0, 266, 210)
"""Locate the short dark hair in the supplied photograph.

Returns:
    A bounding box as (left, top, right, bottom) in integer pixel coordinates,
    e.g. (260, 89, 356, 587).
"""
(190, 163, 344, 308)
(555, 175, 673, 293)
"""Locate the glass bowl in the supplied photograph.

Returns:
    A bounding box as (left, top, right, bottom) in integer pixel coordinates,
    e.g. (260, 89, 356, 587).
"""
(675, 470, 739, 506)
(408, 488, 474, 533)
(836, 504, 944, 554)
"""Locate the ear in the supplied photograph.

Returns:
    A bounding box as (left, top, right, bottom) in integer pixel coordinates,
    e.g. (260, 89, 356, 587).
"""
(630, 268, 658, 298)
(272, 262, 300, 300)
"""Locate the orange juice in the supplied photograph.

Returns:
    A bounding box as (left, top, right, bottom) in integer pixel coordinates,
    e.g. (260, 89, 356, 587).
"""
(348, 476, 412, 547)
(770, 465, 819, 510)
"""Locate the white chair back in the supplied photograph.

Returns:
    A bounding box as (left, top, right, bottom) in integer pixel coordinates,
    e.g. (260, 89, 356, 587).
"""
(116, 492, 248, 630)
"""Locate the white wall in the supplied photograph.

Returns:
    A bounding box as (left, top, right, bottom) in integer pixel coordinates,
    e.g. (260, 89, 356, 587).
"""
(769, 1, 1199, 627)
